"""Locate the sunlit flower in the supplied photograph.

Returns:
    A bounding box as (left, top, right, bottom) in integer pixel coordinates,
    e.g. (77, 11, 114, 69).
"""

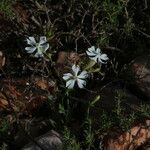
(63, 64, 88, 89)
(25, 36, 49, 58)
(86, 46, 109, 64)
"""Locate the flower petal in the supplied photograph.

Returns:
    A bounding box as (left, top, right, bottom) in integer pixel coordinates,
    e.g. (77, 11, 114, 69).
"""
(66, 79, 75, 89)
(27, 37, 36, 45)
(98, 58, 106, 64)
(77, 79, 86, 88)
(63, 73, 73, 80)
(25, 47, 36, 53)
(98, 57, 107, 64)
(72, 64, 80, 76)
(78, 71, 88, 79)
(86, 50, 97, 57)
(100, 54, 109, 61)
(88, 46, 95, 53)
(96, 48, 101, 53)
(39, 36, 47, 45)
(98, 54, 109, 64)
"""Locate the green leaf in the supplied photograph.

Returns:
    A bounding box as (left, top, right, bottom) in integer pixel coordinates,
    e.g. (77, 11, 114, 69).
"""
(84, 60, 96, 70)
(59, 104, 65, 114)
(90, 95, 100, 106)
(88, 68, 100, 73)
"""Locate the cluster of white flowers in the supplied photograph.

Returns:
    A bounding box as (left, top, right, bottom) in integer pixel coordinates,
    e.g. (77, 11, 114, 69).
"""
(25, 37, 109, 89)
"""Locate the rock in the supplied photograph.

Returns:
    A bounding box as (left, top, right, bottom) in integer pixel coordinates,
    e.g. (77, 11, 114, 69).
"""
(99, 85, 142, 110)
(21, 130, 62, 150)
(14, 118, 52, 148)
(57, 51, 80, 66)
(85, 85, 143, 129)
(130, 55, 150, 100)
(105, 120, 150, 150)
(71, 83, 142, 125)
(56, 51, 81, 76)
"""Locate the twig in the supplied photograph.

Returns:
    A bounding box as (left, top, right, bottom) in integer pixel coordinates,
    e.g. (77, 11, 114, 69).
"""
(105, 46, 123, 52)
(135, 28, 150, 38)
(81, 33, 92, 47)
(144, 0, 148, 9)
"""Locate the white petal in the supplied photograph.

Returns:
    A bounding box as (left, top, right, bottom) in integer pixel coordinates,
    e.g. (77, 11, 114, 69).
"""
(78, 71, 88, 79)
(86, 50, 97, 57)
(39, 36, 47, 45)
(66, 79, 75, 89)
(96, 48, 101, 53)
(77, 79, 86, 88)
(88, 46, 95, 53)
(98, 57, 107, 64)
(25, 47, 36, 53)
(100, 54, 109, 61)
(27, 37, 36, 45)
(39, 43, 49, 52)
(98, 54, 109, 64)
(72, 64, 80, 76)
(63, 73, 73, 80)
(98, 59, 105, 64)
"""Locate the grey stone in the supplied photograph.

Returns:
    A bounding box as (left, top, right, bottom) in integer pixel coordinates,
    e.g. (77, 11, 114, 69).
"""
(22, 130, 62, 150)
(130, 55, 150, 100)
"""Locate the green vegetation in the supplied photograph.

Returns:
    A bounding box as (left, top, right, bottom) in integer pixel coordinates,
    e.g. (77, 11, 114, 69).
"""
(0, 0, 15, 18)
(0, 143, 8, 150)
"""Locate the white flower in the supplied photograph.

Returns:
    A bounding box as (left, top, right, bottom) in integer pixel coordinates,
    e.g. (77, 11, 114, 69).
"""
(86, 46, 109, 64)
(63, 64, 88, 89)
(25, 36, 49, 58)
